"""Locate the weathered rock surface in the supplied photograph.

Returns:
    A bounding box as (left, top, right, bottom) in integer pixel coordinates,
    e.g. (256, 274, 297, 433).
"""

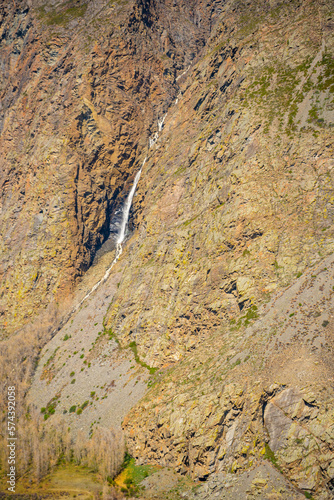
(1, 0, 334, 498)
(104, 0, 334, 368)
(0, 0, 223, 335)
(124, 252, 334, 497)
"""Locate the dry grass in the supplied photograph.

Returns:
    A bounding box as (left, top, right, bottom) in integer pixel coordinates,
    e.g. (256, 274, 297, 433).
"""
(0, 300, 126, 484)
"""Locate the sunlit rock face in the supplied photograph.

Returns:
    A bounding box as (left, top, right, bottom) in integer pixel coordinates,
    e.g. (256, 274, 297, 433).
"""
(0, 0, 224, 335)
(2, 0, 334, 497)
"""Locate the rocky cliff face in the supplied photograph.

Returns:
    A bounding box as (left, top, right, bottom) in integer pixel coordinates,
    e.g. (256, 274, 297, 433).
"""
(104, 0, 334, 366)
(115, 2, 334, 496)
(1, 0, 334, 498)
(0, 0, 223, 335)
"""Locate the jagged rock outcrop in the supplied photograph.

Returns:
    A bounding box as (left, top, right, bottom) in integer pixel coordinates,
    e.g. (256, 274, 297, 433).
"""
(0, 0, 223, 336)
(124, 252, 334, 496)
(1, 0, 334, 498)
(104, 0, 334, 367)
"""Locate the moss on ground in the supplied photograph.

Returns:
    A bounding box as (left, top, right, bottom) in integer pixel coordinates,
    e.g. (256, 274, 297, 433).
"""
(37, 3, 88, 26)
(115, 454, 158, 496)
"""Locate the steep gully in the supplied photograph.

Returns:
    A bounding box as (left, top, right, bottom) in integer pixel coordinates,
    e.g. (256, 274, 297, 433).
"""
(63, 106, 172, 325)
(26, 104, 176, 445)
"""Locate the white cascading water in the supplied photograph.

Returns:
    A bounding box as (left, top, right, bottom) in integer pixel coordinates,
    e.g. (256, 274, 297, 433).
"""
(116, 164, 143, 246)
(149, 132, 159, 149)
(158, 114, 166, 132)
(76, 112, 167, 308)
(176, 65, 190, 82)
(76, 158, 146, 307)
(77, 112, 168, 307)
(49, 111, 173, 335)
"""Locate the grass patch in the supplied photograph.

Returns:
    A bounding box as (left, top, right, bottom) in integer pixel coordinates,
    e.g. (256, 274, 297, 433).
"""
(41, 394, 60, 420)
(104, 325, 120, 346)
(183, 214, 200, 227)
(37, 3, 88, 26)
(129, 342, 157, 374)
(174, 165, 187, 176)
(263, 443, 282, 472)
(103, 317, 157, 374)
(44, 347, 59, 367)
(235, 305, 258, 328)
(230, 358, 241, 370)
(115, 454, 158, 496)
(0, 463, 105, 496)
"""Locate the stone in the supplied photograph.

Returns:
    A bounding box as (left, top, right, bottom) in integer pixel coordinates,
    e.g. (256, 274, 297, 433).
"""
(264, 403, 292, 453)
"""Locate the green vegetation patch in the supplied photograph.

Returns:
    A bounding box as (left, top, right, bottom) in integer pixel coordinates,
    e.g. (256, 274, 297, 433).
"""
(237, 305, 259, 328)
(318, 52, 334, 91)
(129, 341, 157, 375)
(37, 2, 87, 26)
(1, 463, 105, 496)
(103, 316, 157, 374)
(41, 394, 60, 420)
(104, 326, 120, 345)
(183, 214, 200, 227)
(263, 443, 282, 472)
(44, 347, 59, 367)
(117, 454, 158, 496)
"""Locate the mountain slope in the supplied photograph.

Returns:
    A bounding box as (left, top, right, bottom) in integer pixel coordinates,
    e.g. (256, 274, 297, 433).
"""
(0, 0, 223, 336)
(1, 0, 334, 498)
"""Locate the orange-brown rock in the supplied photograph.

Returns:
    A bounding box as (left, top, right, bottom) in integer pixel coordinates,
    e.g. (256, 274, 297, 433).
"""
(0, 0, 224, 336)
(1, 0, 334, 498)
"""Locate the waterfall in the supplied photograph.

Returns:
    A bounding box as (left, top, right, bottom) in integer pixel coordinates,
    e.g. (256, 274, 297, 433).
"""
(61, 108, 173, 321)
(149, 113, 166, 148)
(149, 132, 159, 149)
(176, 65, 190, 82)
(117, 163, 144, 245)
(75, 110, 171, 308)
(76, 158, 146, 308)
(158, 114, 166, 132)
